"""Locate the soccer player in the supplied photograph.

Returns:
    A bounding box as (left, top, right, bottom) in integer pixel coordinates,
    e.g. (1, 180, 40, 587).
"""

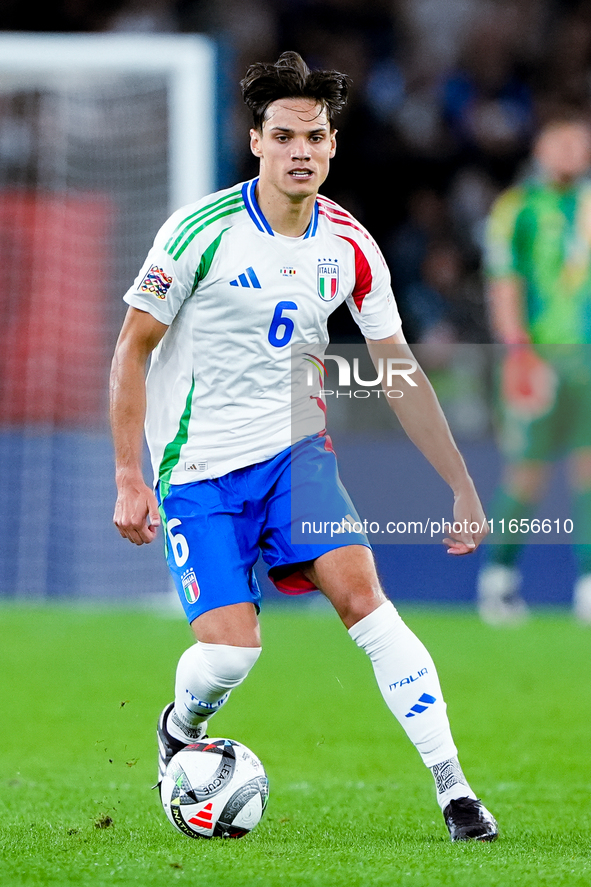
(110, 52, 498, 841)
(478, 113, 591, 624)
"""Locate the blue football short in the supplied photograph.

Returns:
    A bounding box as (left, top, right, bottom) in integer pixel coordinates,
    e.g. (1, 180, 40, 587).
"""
(157, 433, 370, 623)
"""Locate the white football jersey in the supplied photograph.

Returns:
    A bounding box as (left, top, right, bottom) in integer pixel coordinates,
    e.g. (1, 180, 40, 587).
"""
(124, 178, 401, 486)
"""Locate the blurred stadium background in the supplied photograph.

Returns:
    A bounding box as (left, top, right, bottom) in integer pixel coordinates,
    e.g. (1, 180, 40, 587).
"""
(0, 0, 585, 608)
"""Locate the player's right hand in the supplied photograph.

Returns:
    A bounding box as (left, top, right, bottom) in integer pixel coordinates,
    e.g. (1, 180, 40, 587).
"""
(113, 478, 161, 545)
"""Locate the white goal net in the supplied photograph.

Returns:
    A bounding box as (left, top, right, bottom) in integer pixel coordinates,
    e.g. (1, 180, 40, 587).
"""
(0, 33, 216, 602)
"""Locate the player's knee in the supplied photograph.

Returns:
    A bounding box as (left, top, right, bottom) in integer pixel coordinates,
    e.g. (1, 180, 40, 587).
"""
(199, 642, 262, 690)
(504, 464, 548, 502)
(326, 585, 387, 629)
(341, 594, 387, 629)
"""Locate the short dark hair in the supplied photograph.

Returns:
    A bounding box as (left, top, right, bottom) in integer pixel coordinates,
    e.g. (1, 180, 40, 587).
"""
(240, 51, 349, 131)
(537, 104, 591, 137)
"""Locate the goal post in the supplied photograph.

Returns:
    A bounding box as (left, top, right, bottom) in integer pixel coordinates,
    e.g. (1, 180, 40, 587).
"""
(0, 32, 216, 213)
(0, 33, 217, 603)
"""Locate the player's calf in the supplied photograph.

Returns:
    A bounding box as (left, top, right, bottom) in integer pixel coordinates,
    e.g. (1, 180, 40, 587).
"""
(157, 643, 262, 786)
(477, 564, 528, 625)
(170, 642, 262, 740)
(349, 601, 499, 839)
(573, 574, 591, 623)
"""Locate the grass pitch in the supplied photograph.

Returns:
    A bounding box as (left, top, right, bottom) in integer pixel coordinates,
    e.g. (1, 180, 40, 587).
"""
(0, 600, 589, 887)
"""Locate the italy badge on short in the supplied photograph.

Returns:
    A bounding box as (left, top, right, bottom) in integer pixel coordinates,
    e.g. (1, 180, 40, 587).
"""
(181, 569, 200, 603)
(317, 260, 339, 301)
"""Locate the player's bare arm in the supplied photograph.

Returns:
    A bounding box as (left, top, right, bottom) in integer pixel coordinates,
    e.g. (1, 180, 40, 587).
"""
(366, 329, 488, 555)
(110, 306, 168, 545)
(487, 276, 530, 345)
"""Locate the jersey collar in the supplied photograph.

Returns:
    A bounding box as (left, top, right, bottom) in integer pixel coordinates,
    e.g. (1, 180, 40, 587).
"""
(242, 178, 319, 239)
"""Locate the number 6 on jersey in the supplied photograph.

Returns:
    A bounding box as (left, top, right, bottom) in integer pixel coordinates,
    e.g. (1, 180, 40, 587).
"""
(268, 301, 298, 347)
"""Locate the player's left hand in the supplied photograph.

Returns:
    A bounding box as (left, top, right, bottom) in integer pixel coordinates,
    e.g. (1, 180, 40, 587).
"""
(443, 484, 489, 555)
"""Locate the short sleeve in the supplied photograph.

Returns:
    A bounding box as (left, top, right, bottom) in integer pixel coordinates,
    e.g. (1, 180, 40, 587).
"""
(123, 206, 197, 325)
(343, 235, 402, 340)
(485, 188, 523, 280)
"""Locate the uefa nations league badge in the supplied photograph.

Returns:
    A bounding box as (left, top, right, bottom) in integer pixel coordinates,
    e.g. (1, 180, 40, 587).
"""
(317, 259, 339, 301)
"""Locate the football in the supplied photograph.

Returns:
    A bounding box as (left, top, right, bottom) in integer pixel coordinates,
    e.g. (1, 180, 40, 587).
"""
(160, 738, 269, 839)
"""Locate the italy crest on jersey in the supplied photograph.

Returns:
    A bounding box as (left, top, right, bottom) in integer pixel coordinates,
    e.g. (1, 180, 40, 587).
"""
(317, 260, 339, 301)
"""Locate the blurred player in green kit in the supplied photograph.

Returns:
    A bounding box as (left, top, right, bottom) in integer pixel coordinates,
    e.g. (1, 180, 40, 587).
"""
(478, 112, 591, 624)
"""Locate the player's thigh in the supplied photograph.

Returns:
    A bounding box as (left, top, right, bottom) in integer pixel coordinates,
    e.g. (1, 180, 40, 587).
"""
(263, 433, 369, 565)
(261, 434, 371, 599)
(568, 446, 591, 489)
(190, 602, 261, 646)
(563, 375, 591, 488)
(497, 385, 562, 469)
(303, 544, 387, 629)
(158, 481, 262, 634)
(501, 459, 550, 501)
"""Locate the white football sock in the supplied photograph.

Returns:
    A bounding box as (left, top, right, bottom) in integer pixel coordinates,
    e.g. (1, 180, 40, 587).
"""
(168, 642, 261, 744)
(431, 756, 476, 810)
(349, 601, 475, 806)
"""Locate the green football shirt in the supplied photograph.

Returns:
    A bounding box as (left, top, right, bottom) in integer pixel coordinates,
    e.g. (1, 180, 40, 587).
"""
(486, 179, 591, 344)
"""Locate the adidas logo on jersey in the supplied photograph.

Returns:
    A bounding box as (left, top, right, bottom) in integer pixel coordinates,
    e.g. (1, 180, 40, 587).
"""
(185, 460, 208, 472)
(229, 266, 261, 289)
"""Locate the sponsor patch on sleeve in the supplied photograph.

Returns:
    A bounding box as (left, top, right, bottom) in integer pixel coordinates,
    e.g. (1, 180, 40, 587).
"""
(139, 264, 173, 300)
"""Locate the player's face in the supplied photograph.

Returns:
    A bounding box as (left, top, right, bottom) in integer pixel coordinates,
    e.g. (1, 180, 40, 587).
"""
(250, 98, 336, 200)
(535, 123, 591, 184)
